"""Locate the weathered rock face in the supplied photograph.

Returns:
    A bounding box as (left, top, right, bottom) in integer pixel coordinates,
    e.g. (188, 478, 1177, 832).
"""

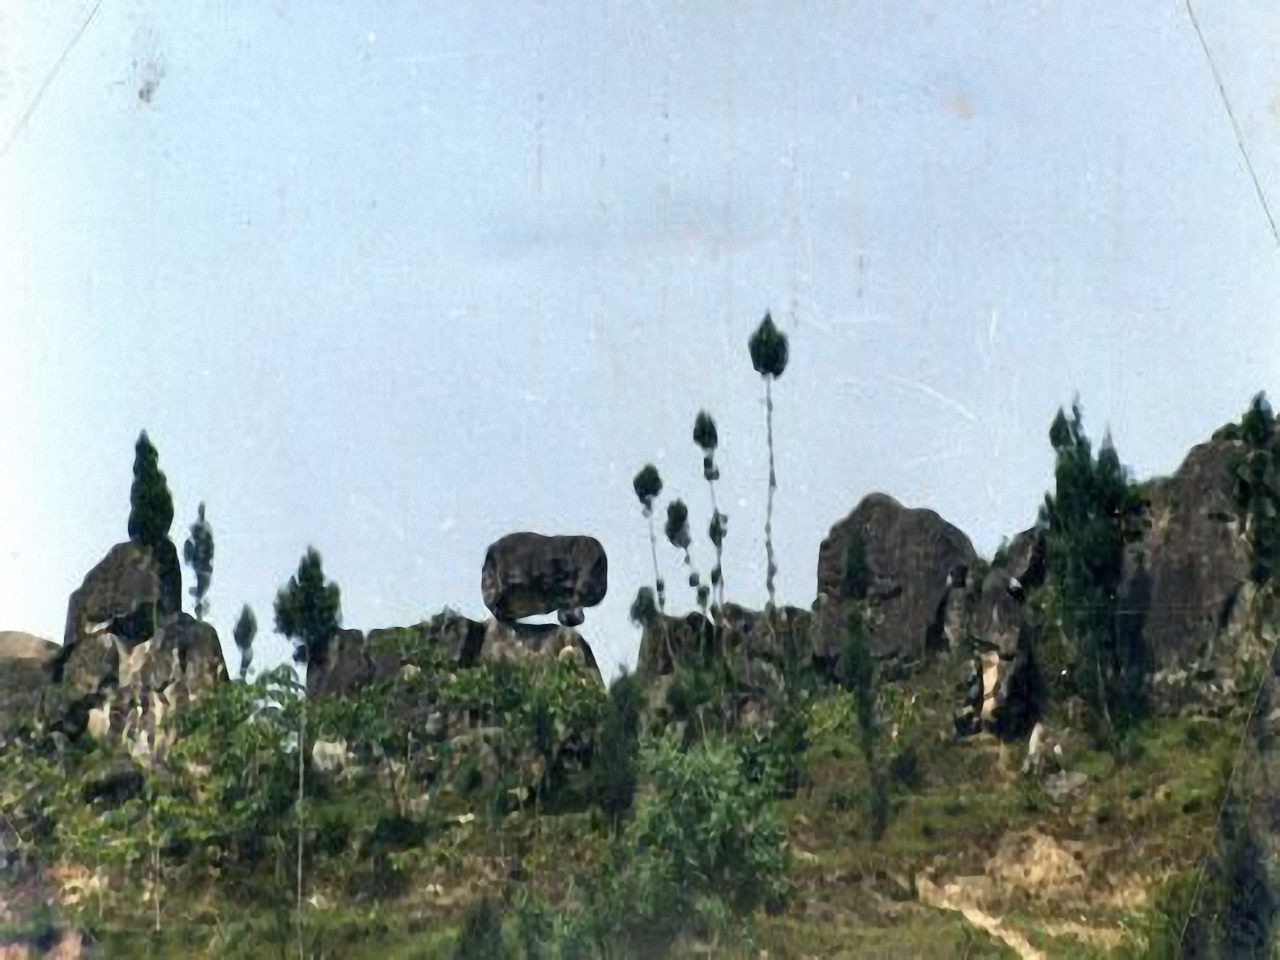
(479, 619, 603, 687)
(0, 633, 58, 741)
(635, 612, 715, 684)
(56, 541, 182, 695)
(304, 609, 603, 698)
(952, 527, 1047, 741)
(46, 542, 223, 752)
(1124, 439, 1250, 675)
(305, 613, 489, 699)
(817, 494, 977, 664)
(634, 604, 815, 693)
(79, 613, 229, 763)
(481, 533, 607, 623)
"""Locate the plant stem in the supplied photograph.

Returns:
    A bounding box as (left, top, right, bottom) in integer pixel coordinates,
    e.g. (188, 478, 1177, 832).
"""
(707, 472, 725, 618)
(297, 696, 306, 960)
(765, 375, 777, 610)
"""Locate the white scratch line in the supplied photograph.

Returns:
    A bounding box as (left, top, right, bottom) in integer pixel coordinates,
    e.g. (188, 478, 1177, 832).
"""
(349, 494, 407, 543)
(879, 372, 978, 423)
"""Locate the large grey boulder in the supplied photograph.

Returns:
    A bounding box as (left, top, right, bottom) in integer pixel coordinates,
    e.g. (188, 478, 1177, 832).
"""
(1124, 439, 1250, 675)
(481, 533, 607, 623)
(46, 541, 223, 751)
(55, 540, 182, 698)
(816, 493, 977, 664)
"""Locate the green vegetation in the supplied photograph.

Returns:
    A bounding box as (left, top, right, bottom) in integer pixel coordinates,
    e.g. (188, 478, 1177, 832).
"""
(232, 604, 257, 682)
(748, 311, 788, 612)
(9, 331, 1280, 960)
(127, 430, 174, 546)
(1224, 392, 1280, 585)
(1040, 402, 1146, 750)
(836, 604, 887, 839)
(693, 409, 727, 618)
(183, 502, 215, 622)
(274, 546, 342, 668)
(632, 464, 665, 614)
(591, 671, 642, 834)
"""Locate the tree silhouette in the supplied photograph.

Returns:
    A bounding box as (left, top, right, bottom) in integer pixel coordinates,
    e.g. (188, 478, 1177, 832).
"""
(1040, 402, 1145, 750)
(694, 410, 728, 618)
(749, 312, 788, 611)
(232, 604, 257, 682)
(128, 431, 174, 546)
(634, 464, 666, 614)
(665, 498, 708, 615)
(273, 547, 342, 668)
(182, 503, 215, 621)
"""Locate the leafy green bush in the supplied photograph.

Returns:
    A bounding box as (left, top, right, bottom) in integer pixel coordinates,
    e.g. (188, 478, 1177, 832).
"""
(613, 732, 792, 944)
(592, 671, 643, 832)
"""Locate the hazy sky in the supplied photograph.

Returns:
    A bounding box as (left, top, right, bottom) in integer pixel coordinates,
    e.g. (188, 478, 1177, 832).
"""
(3, 0, 1279, 680)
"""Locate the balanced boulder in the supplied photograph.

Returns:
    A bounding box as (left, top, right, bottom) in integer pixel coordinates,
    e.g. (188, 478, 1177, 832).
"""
(481, 533, 607, 623)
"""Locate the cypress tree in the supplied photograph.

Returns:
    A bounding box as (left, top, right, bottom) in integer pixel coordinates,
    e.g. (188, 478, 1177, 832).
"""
(665, 498, 709, 615)
(127, 431, 174, 546)
(1039, 402, 1145, 750)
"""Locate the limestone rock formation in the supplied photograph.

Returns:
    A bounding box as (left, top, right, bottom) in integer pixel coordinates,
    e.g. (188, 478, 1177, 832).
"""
(481, 533, 607, 623)
(634, 603, 814, 694)
(305, 613, 489, 698)
(952, 526, 1046, 740)
(45, 542, 224, 752)
(817, 493, 977, 665)
(1123, 439, 1251, 687)
(304, 607, 604, 699)
(479, 619, 603, 687)
(0, 633, 58, 741)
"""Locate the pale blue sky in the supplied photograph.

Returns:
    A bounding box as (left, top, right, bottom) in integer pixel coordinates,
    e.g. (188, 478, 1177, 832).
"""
(2, 0, 1279, 679)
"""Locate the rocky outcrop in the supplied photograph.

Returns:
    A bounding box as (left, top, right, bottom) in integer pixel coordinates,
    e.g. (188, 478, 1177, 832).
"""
(306, 609, 603, 699)
(952, 527, 1046, 740)
(817, 493, 977, 665)
(1124, 439, 1251, 677)
(55, 541, 182, 696)
(0, 633, 58, 741)
(78, 613, 227, 763)
(634, 603, 815, 694)
(305, 613, 491, 698)
(479, 619, 603, 687)
(481, 533, 607, 625)
(44, 542, 224, 753)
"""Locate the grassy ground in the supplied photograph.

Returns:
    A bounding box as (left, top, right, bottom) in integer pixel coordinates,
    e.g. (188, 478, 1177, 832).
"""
(20, 657, 1244, 959)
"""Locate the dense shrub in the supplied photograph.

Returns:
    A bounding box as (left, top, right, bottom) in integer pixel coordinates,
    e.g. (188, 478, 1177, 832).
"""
(613, 732, 792, 944)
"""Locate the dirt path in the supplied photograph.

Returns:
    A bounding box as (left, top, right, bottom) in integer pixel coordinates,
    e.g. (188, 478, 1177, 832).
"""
(916, 876, 1046, 960)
